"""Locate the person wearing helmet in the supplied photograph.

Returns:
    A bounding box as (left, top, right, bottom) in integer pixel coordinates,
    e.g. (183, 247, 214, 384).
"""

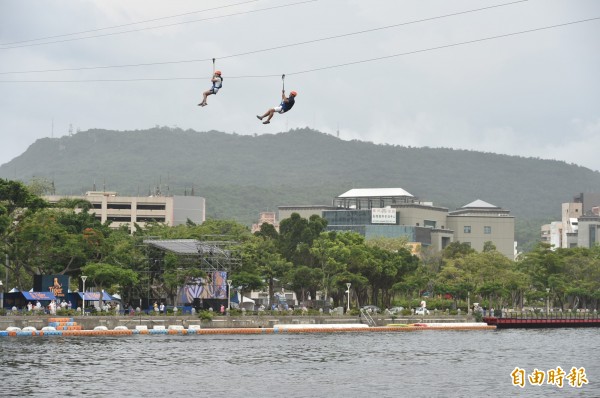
(256, 90, 297, 124)
(198, 70, 223, 107)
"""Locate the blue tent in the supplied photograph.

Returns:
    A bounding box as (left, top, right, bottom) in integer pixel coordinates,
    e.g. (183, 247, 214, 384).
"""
(22, 291, 57, 301)
(78, 292, 115, 301)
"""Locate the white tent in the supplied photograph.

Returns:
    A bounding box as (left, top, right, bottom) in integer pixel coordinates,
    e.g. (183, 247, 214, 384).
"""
(234, 294, 255, 310)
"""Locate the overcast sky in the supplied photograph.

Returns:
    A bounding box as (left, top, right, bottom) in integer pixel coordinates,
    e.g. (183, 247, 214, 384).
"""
(1, 0, 599, 171)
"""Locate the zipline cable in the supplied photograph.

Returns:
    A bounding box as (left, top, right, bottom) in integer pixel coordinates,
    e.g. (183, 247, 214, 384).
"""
(0, 0, 318, 50)
(0, 0, 529, 75)
(1, 16, 597, 83)
(0, 0, 260, 47)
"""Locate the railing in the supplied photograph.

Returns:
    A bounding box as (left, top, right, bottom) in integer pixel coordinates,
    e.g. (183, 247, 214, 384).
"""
(500, 312, 600, 320)
(360, 308, 376, 327)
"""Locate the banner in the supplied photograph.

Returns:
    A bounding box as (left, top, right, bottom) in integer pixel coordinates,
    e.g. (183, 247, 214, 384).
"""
(371, 208, 396, 224)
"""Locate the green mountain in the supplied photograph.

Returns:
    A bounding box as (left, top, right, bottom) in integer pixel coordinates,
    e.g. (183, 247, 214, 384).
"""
(2, 127, 599, 249)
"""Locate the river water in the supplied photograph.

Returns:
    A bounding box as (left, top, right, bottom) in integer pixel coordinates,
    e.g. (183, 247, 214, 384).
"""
(1, 328, 598, 397)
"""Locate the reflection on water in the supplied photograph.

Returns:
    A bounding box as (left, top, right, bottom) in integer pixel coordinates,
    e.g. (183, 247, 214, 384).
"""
(1, 329, 598, 397)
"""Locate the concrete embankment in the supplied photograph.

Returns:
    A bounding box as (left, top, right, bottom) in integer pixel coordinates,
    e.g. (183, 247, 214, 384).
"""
(0, 314, 494, 337)
(0, 314, 477, 331)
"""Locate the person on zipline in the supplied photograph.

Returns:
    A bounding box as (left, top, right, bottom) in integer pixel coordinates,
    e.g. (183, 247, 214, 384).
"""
(256, 90, 297, 124)
(198, 70, 222, 107)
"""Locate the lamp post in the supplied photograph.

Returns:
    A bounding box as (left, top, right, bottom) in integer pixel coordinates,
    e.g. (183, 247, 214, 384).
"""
(346, 283, 351, 312)
(546, 287, 550, 316)
(227, 279, 232, 314)
(467, 291, 471, 315)
(81, 275, 87, 316)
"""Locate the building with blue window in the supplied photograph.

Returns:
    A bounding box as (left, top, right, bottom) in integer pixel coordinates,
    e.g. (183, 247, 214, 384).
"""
(279, 188, 515, 259)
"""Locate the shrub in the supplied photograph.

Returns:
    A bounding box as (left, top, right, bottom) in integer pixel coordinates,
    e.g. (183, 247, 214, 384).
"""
(198, 310, 214, 321)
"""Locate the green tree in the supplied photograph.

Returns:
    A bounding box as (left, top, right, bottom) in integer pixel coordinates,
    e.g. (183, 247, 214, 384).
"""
(287, 265, 324, 305)
(278, 213, 327, 265)
(27, 176, 55, 196)
(81, 262, 139, 310)
(242, 237, 291, 307)
(443, 241, 476, 259)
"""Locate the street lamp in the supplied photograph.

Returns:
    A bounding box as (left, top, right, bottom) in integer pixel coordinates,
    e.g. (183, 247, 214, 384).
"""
(346, 283, 351, 312)
(226, 279, 232, 314)
(467, 291, 471, 315)
(81, 275, 88, 316)
(546, 287, 550, 316)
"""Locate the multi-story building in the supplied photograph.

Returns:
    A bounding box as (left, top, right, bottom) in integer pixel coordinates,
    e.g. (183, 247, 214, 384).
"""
(278, 205, 338, 222)
(541, 221, 563, 248)
(446, 199, 515, 257)
(576, 208, 600, 249)
(251, 212, 279, 233)
(561, 202, 582, 248)
(275, 188, 515, 259)
(542, 193, 600, 250)
(44, 191, 205, 232)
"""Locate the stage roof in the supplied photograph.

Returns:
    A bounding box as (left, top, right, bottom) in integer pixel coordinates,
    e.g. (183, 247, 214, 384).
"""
(144, 239, 200, 254)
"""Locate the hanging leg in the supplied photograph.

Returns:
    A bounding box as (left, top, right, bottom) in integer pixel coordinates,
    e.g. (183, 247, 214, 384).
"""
(257, 109, 275, 123)
(199, 90, 211, 106)
(263, 109, 276, 124)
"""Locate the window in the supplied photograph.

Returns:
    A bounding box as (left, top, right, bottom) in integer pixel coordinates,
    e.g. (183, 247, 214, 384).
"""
(137, 204, 166, 211)
(107, 216, 131, 222)
(424, 220, 436, 228)
(107, 203, 131, 210)
(464, 226, 471, 233)
(484, 226, 492, 234)
(136, 216, 166, 222)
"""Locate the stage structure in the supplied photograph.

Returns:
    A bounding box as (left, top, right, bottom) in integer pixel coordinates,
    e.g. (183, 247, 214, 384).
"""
(143, 238, 242, 308)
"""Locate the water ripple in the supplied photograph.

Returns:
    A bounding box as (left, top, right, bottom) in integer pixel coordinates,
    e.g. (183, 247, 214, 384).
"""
(0, 329, 598, 397)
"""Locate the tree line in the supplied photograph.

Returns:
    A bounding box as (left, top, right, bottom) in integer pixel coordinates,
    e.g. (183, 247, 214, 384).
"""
(1, 178, 599, 312)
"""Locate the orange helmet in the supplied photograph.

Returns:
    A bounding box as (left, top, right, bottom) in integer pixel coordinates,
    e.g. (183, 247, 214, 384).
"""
(214, 70, 222, 75)
(290, 90, 297, 96)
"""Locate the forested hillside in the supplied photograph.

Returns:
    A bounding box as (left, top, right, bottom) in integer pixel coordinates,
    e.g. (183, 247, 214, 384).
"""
(2, 127, 599, 250)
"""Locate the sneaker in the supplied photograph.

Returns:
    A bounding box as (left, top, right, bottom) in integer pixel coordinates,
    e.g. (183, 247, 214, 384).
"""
(262, 121, 270, 124)
(256, 115, 263, 120)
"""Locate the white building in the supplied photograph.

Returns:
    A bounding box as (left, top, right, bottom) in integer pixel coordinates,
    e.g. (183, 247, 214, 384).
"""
(45, 191, 205, 232)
